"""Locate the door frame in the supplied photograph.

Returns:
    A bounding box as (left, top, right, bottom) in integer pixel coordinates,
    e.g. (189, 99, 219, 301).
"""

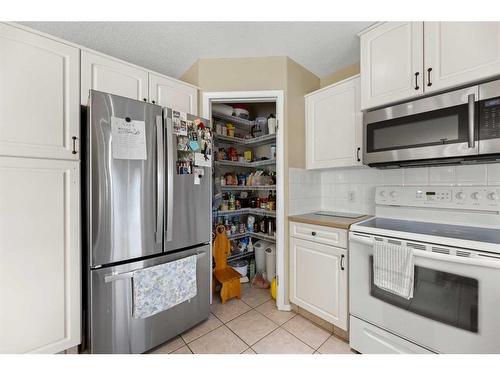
(202, 90, 288, 311)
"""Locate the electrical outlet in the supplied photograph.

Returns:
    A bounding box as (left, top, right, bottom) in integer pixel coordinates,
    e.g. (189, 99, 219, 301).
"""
(348, 190, 356, 202)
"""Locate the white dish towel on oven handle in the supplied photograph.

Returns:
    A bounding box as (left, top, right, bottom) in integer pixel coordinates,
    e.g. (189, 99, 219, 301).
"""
(373, 240, 414, 299)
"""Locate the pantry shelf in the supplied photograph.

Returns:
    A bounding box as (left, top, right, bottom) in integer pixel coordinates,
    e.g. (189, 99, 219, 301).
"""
(215, 159, 276, 168)
(217, 208, 276, 218)
(226, 231, 276, 243)
(212, 111, 255, 128)
(221, 185, 276, 192)
(214, 133, 276, 146)
(227, 251, 255, 262)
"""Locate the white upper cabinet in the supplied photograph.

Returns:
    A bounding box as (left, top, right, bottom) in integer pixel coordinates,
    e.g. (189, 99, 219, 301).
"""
(0, 23, 80, 160)
(149, 73, 198, 114)
(360, 22, 424, 110)
(305, 75, 362, 169)
(360, 22, 500, 109)
(81, 50, 149, 104)
(424, 22, 500, 92)
(0, 157, 80, 353)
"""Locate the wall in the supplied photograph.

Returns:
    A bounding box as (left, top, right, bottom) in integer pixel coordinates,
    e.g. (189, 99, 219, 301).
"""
(288, 164, 500, 215)
(320, 62, 360, 88)
(288, 168, 322, 215)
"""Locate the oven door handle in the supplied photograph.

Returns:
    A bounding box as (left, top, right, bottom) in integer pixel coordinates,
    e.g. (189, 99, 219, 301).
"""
(350, 233, 500, 269)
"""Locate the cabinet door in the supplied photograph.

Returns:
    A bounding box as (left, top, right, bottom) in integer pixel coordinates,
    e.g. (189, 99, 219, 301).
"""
(0, 157, 80, 353)
(306, 76, 362, 169)
(424, 22, 500, 93)
(149, 73, 198, 114)
(81, 50, 149, 104)
(0, 23, 80, 160)
(360, 22, 424, 110)
(290, 238, 348, 330)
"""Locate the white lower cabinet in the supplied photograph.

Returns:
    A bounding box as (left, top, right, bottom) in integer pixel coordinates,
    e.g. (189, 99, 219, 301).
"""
(0, 157, 81, 353)
(290, 230, 348, 330)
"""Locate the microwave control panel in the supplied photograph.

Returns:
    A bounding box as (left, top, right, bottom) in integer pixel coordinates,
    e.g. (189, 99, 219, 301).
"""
(376, 186, 500, 211)
(480, 97, 500, 139)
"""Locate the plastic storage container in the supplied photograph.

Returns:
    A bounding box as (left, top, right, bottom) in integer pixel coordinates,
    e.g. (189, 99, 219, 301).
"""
(265, 244, 276, 282)
(228, 259, 248, 277)
(254, 240, 269, 274)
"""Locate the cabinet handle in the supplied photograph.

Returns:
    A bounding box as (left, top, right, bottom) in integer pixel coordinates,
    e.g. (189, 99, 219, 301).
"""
(71, 136, 77, 154)
(143, 98, 147, 102)
(341, 254, 345, 271)
(356, 147, 361, 162)
(414, 72, 420, 90)
(311, 231, 316, 236)
(152, 100, 156, 104)
(427, 68, 433, 87)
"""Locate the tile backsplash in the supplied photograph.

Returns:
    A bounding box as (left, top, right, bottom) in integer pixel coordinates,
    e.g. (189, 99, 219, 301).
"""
(289, 164, 500, 215)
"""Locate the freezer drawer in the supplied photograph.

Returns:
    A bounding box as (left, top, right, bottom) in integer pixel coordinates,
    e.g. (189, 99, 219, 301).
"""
(89, 244, 210, 354)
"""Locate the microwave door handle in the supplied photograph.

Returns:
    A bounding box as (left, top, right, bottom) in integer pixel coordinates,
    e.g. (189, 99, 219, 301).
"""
(165, 115, 174, 242)
(468, 93, 475, 148)
(156, 115, 164, 244)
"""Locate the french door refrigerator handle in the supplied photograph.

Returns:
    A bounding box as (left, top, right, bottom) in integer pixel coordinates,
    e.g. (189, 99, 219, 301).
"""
(156, 115, 164, 244)
(468, 93, 475, 148)
(165, 115, 174, 242)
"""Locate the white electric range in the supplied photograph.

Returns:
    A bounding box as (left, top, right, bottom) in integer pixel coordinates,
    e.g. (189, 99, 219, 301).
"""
(349, 185, 500, 354)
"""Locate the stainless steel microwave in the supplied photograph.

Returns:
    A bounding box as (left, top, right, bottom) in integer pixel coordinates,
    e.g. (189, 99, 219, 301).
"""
(363, 79, 500, 168)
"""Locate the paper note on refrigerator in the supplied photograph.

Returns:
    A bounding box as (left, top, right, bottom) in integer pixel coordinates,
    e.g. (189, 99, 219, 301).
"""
(111, 116, 147, 160)
(194, 152, 211, 167)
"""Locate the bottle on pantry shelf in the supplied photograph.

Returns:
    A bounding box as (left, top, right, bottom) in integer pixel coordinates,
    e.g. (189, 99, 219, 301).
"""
(248, 238, 254, 253)
(267, 113, 276, 135)
(247, 215, 255, 233)
(226, 123, 235, 137)
(260, 218, 266, 233)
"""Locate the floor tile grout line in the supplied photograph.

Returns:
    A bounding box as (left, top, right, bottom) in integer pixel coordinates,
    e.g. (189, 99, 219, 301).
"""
(279, 316, 329, 352)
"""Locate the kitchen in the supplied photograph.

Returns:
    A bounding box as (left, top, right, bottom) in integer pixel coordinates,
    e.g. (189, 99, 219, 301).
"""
(1, 3, 500, 371)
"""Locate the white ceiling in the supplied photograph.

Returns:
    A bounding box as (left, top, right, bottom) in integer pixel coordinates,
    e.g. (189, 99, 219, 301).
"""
(21, 22, 373, 79)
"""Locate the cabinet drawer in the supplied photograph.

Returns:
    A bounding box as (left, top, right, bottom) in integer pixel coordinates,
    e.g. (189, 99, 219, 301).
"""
(289, 221, 347, 248)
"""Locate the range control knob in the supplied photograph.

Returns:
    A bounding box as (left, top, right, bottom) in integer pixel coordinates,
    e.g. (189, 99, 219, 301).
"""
(389, 191, 397, 198)
(455, 192, 466, 200)
(379, 190, 386, 198)
(488, 192, 499, 201)
(471, 192, 482, 200)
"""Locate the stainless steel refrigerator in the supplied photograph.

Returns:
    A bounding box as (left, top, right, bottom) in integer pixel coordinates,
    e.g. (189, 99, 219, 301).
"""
(84, 90, 211, 354)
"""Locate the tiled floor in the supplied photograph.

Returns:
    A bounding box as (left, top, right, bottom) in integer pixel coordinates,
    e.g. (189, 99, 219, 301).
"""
(149, 284, 353, 354)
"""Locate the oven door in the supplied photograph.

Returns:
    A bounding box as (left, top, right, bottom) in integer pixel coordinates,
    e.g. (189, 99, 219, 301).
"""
(349, 232, 500, 354)
(364, 85, 479, 166)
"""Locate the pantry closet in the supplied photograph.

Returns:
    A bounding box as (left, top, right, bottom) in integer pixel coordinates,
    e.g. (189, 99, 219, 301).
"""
(203, 91, 285, 310)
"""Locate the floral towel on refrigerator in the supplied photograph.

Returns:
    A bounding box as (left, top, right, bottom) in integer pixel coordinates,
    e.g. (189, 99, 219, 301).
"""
(373, 240, 414, 300)
(132, 255, 197, 319)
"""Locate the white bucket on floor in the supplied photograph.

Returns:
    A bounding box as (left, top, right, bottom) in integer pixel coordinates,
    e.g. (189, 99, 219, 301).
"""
(254, 240, 269, 274)
(265, 244, 276, 282)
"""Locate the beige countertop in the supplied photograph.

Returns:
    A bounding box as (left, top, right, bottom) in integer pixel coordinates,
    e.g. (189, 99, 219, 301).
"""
(288, 212, 372, 230)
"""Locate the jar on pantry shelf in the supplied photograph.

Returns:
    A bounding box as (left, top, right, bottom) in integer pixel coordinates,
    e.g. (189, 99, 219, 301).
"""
(226, 123, 235, 137)
(220, 200, 229, 211)
(260, 198, 268, 210)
